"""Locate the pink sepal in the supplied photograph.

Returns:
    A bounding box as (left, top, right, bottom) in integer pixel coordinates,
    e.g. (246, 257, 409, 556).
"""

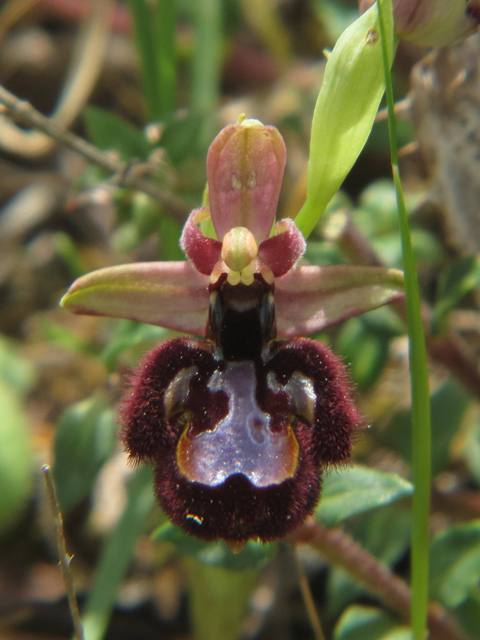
(61, 261, 210, 336)
(207, 122, 286, 242)
(275, 264, 404, 337)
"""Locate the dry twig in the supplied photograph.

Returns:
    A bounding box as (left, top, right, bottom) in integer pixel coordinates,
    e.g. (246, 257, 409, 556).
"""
(0, 0, 113, 157)
(41, 464, 84, 640)
(0, 84, 187, 217)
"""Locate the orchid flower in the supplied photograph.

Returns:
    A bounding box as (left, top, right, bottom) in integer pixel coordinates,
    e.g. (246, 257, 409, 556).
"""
(61, 119, 404, 544)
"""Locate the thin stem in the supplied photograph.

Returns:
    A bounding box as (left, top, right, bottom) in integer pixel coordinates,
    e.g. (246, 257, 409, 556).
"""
(292, 521, 465, 640)
(0, 84, 186, 217)
(377, 2, 432, 639)
(41, 464, 84, 640)
(292, 546, 325, 640)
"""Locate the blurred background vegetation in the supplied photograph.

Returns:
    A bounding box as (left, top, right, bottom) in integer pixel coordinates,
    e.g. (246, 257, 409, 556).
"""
(0, 1, 479, 638)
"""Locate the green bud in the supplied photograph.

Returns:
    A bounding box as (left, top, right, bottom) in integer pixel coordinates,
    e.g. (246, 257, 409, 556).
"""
(295, 3, 394, 238)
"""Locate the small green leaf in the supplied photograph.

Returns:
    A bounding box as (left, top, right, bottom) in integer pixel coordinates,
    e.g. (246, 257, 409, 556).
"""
(0, 381, 33, 534)
(100, 320, 171, 370)
(160, 110, 216, 164)
(53, 395, 118, 513)
(296, 3, 394, 237)
(380, 380, 471, 476)
(152, 522, 277, 571)
(84, 106, 150, 159)
(335, 605, 411, 640)
(430, 520, 480, 608)
(432, 255, 480, 334)
(315, 465, 412, 526)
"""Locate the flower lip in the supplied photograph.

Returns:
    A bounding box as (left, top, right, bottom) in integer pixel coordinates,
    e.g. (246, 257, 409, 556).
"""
(121, 334, 361, 542)
(176, 360, 300, 487)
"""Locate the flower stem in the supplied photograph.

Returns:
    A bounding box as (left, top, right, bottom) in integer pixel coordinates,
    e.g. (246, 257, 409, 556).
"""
(377, 2, 432, 639)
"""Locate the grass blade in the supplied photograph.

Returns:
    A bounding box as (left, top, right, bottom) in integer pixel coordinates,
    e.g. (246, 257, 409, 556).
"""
(129, 0, 176, 120)
(376, 2, 432, 639)
(81, 467, 154, 640)
(190, 0, 222, 147)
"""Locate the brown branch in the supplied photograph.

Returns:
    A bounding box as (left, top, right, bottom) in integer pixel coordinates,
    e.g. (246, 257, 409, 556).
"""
(0, 85, 187, 218)
(291, 521, 466, 640)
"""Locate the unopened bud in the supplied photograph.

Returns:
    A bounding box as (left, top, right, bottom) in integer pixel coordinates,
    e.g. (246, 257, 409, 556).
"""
(359, 0, 479, 47)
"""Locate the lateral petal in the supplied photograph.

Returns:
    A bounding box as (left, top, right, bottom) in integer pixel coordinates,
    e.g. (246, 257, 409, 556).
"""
(275, 265, 404, 337)
(258, 218, 306, 277)
(180, 208, 222, 275)
(61, 261, 209, 336)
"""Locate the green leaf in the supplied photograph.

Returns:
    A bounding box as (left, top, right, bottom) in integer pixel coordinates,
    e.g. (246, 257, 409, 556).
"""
(0, 381, 33, 535)
(380, 380, 471, 476)
(432, 255, 480, 334)
(160, 110, 216, 165)
(335, 605, 411, 640)
(100, 320, 171, 370)
(128, 0, 176, 120)
(336, 316, 390, 391)
(315, 465, 412, 526)
(295, 3, 394, 237)
(53, 395, 118, 513)
(152, 522, 277, 571)
(453, 590, 480, 640)
(430, 520, 480, 608)
(82, 467, 154, 640)
(84, 106, 150, 159)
